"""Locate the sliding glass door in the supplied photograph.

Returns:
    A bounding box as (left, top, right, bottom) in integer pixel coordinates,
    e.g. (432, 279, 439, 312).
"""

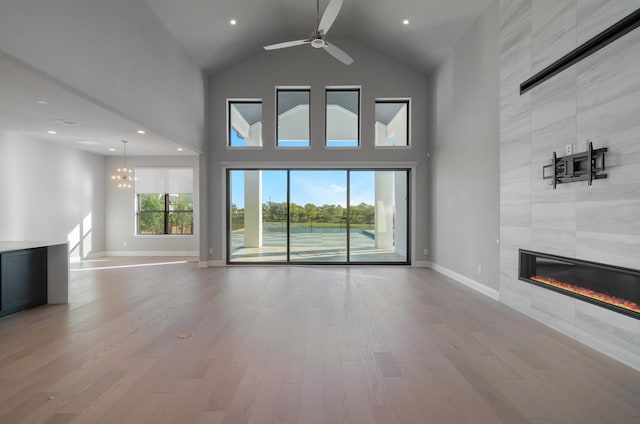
(349, 171, 408, 263)
(289, 170, 348, 262)
(227, 168, 410, 264)
(229, 170, 288, 262)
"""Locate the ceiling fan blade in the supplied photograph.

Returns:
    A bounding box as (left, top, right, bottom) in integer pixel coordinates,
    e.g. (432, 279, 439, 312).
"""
(323, 42, 353, 65)
(264, 39, 310, 50)
(318, 0, 343, 34)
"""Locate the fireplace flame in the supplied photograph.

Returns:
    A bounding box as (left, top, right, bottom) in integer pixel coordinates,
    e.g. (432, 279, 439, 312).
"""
(531, 275, 640, 314)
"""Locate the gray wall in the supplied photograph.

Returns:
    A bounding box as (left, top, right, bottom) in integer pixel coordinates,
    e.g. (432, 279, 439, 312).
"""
(0, 0, 205, 153)
(0, 131, 105, 259)
(104, 155, 199, 255)
(429, 1, 500, 291)
(500, 0, 640, 369)
(206, 39, 430, 262)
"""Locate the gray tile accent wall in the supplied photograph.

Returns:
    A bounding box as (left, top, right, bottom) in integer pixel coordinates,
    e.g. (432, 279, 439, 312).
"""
(499, 0, 640, 370)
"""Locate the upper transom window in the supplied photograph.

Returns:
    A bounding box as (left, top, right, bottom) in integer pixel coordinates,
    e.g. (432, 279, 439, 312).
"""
(326, 88, 360, 148)
(375, 99, 410, 147)
(276, 88, 310, 148)
(228, 100, 262, 148)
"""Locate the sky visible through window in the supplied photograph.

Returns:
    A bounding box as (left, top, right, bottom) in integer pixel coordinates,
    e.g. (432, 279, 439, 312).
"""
(326, 140, 359, 147)
(231, 170, 375, 209)
(230, 128, 245, 146)
(233, 128, 357, 148)
(277, 141, 310, 147)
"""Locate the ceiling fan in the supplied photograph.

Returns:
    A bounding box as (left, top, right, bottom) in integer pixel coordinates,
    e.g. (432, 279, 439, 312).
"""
(263, 0, 353, 65)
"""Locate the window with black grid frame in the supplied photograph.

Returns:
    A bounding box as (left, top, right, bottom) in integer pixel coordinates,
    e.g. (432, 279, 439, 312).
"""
(135, 168, 194, 235)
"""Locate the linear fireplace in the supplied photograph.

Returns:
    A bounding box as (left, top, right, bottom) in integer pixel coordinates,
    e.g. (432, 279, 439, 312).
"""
(519, 250, 640, 320)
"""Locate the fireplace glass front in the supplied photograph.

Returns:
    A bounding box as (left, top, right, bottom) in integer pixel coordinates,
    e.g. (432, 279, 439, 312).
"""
(519, 249, 640, 319)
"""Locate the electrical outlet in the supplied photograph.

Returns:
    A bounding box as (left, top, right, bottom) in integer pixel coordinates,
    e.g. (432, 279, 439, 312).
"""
(565, 144, 573, 155)
(477, 265, 482, 275)
(209, 248, 213, 254)
(423, 249, 428, 256)
(123, 241, 127, 247)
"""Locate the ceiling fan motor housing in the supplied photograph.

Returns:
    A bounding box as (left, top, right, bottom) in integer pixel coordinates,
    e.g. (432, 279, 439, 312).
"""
(311, 30, 326, 48)
(311, 38, 326, 48)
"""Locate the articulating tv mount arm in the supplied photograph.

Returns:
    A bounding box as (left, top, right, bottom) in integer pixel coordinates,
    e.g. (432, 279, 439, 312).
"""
(542, 142, 607, 189)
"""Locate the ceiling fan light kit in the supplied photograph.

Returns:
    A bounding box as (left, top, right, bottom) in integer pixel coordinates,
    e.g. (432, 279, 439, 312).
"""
(263, 0, 353, 65)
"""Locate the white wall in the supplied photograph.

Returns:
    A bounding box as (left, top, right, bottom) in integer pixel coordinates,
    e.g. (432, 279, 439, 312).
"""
(429, 1, 500, 291)
(0, 132, 105, 260)
(0, 0, 205, 153)
(207, 39, 429, 263)
(104, 155, 199, 255)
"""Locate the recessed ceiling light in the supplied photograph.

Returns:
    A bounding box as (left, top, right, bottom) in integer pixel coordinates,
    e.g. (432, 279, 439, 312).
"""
(137, 130, 146, 134)
(47, 130, 57, 134)
(177, 147, 184, 151)
(56, 119, 80, 126)
(108, 148, 116, 152)
(74, 139, 99, 146)
(36, 100, 48, 104)
(402, 19, 410, 25)
(230, 19, 237, 26)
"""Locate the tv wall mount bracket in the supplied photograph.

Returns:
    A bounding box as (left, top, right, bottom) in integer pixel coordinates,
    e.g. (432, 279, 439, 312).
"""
(542, 142, 607, 189)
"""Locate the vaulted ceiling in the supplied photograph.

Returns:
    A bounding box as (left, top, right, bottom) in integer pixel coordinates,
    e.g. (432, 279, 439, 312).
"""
(0, 0, 492, 157)
(142, 0, 492, 74)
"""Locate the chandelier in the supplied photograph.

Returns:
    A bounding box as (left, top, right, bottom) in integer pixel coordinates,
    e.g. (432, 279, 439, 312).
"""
(111, 140, 135, 188)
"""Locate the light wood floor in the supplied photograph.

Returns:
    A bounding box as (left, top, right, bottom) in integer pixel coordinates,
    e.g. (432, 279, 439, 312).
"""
(0, 257, 639, 423)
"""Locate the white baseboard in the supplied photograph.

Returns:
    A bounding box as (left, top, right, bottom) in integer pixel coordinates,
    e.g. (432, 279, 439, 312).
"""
(207, 260, 225, 267)
(99, 251, 199, 257)
(413, 260, 431, 267)
(427, 262, 500, 301)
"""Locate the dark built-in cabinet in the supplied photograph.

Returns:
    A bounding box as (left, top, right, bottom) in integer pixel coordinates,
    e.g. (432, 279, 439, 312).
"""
(0, 248, 47, 318)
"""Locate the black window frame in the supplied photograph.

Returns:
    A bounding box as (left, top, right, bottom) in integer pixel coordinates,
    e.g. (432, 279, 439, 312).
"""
(225, 168, 411, 265)
(325, 87, 361, 148)
(276, 87, 311, 148)
(227, 99, 263, 148)
(374, 98, 411, 147)
(137, 193, 194, 235)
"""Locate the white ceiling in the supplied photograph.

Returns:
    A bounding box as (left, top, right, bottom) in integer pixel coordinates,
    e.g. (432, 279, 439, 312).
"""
(0, 0, 491, 158)
(143, 0, 492, 73)
(0, 52, 196, 157)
